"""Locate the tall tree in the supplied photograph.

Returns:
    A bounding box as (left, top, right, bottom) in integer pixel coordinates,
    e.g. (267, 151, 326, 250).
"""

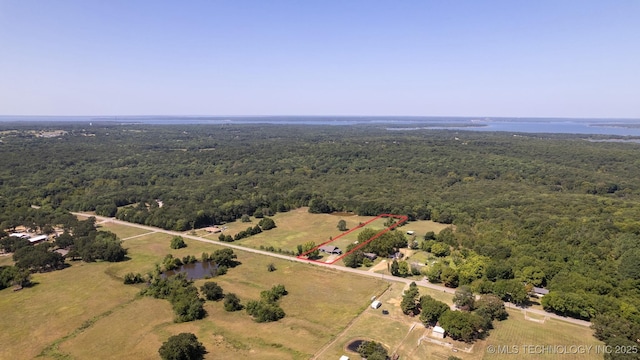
(158, 333, 206, 360)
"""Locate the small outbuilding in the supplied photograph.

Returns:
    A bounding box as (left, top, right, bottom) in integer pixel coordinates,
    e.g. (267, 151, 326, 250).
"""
(432, 326, 445, 339)
(371, 300, 382, 309)
(204, 226, 222, 233)
(532, 287, 550, 297)
(339, 356, 350, 360)
(54, 249, 70, 258)
(28, 235, 48, 244)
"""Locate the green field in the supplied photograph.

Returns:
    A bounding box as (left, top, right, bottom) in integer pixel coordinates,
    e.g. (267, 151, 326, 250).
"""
(228, 208, 449, 257)
(97, 221, 155, 239)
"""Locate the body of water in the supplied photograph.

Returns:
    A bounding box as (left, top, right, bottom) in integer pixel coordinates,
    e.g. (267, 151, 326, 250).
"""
(163, 261, 218, 280)
(1, 115, 640, 136)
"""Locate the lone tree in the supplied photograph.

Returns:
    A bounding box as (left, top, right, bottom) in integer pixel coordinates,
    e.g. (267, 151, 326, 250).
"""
(223, 293, 243, 312)
(337, 219, 348, 231)
(170, 236, 187, 249)
(200, 282, 224, 301)
(158, 332, 206, 360)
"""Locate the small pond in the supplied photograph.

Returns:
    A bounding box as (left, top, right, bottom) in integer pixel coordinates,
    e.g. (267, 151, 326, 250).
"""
(346, 339, 365, 353)
(162, 261, 219, 280)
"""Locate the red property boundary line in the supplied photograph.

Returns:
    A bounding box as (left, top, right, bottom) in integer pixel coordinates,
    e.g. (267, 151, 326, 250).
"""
(297, 214, 408, 265)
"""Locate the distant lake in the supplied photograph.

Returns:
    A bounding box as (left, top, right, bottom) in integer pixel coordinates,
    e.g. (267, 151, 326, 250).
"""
(1, 116, 640, 136)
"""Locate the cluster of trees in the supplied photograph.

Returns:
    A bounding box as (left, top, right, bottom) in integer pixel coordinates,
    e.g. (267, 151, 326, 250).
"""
(13, 243, 65, 272)
(401, 283, 507, 343)
(4, 123, 640, 347)
(343, 228, 408, 268)
(0, 215, 126, 285)
(419, 228, 530, 305)
(356, 341, 389, 360)
(140, 249, 240, 322)
(142, 273, 206, 323)
(245, 284, 288, 323)
(197, 280, 244, 312)
(296, 241, 319, 259)
(0, 266, 30, 290)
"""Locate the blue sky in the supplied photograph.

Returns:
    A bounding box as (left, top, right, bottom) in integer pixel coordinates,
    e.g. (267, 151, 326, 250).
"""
(0, 0, 638, 118)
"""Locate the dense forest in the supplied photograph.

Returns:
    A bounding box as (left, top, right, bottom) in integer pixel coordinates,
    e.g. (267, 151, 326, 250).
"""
(1, 123, 640, 353)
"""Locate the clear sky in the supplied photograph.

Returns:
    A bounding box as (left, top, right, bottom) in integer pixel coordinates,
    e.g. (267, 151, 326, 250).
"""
(0, 0, 638, 118)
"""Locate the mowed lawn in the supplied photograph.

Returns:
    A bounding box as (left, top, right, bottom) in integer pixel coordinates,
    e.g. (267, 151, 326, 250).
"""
(484, 311, 603, 360)
(1, 227, 388, 359)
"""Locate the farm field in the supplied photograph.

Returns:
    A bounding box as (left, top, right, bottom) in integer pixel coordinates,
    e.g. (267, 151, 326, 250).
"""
(0, 227, 389, 359)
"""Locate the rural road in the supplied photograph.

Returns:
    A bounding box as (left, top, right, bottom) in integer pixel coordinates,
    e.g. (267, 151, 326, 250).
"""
(73, 212, 591, 328)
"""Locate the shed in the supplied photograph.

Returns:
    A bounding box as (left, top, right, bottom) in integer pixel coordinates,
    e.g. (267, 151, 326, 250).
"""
(406, 231, 415, 235)
(54, 249, 70, 257)
(432, 326, 445, 339)
(339, 356, 350, 360)
(532, 287, 550, 297)
(371, 300, 382, 309)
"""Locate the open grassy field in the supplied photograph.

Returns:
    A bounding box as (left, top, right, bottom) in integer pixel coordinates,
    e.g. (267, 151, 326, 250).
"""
(0, 228, 389, 359)
(97, 221, 155, 239)
(0, 261, 141, 360)
(0, 254, 13, 267)
(483, 311, 603, 360)
(225, 208, 449, 256)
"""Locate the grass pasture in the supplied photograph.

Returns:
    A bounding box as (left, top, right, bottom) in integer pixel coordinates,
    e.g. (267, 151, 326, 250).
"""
(229, 208, 377, 252)
(0, 221, 389, 359)
(97, 220, 155, 239)
(226, 208, 449, 260)
(0, 212, 599, 360)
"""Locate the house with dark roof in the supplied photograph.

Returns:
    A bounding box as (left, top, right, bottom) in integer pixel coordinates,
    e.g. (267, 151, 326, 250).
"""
(363, 252, 378, 261)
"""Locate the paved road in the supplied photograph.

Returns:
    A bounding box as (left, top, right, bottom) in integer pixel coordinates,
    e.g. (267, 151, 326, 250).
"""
(75, 212, 592, 328)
